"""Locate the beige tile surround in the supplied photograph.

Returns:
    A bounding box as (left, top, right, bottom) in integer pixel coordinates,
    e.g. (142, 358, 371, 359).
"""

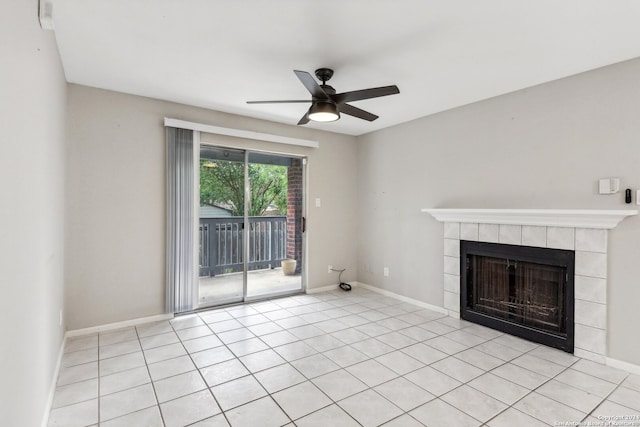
(442, 222, 608, 363)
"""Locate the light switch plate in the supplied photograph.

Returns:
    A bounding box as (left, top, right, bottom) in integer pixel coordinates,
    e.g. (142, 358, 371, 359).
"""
(637, 190, 640, 205)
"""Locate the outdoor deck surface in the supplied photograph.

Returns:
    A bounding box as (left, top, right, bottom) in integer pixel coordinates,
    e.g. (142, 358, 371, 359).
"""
(199, 268, 302, 305)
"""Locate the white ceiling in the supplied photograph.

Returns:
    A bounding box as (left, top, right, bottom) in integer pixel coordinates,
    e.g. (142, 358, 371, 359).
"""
(52, 0, 640, 136)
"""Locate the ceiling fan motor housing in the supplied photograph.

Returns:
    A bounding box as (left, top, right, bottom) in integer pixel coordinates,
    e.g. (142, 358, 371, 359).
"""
(315, 68, 334, 83)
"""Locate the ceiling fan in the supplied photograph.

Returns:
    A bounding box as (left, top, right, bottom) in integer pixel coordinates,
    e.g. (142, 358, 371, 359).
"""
(247, 68, 400, 125)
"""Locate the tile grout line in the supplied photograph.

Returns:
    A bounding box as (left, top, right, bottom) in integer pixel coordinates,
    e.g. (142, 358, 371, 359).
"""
(225, 299, 342, 425)
(251, 296, 378, 426)
(199, 298, 354, 423)
(212, 296, 450, 424)
(218, 304, 300, 424)
(225, 295, 386, 424)
(134, 323, 167, 427)
(172, 313, 235, 426)
(478, 351, 580, 426)
(263, 296, 449, 424)
(466, 340, 633, 425)
(579, 372, 632, 422)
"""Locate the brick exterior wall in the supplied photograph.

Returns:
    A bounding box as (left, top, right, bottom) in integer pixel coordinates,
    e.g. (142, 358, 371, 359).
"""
(286, 159, 303, 274)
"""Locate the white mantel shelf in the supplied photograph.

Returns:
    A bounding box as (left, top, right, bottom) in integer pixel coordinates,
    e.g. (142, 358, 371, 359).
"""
(421, 208, 638, 229)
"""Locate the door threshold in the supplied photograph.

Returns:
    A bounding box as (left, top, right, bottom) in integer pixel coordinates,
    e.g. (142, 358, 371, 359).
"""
(188, 290, 305, 314)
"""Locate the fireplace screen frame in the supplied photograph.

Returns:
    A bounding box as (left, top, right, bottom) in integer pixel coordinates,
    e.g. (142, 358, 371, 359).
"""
(460, 240, 575, 353)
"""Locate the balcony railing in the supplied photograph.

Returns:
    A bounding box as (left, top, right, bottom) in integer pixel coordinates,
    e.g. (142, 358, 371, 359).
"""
(199, 216, 287, 277)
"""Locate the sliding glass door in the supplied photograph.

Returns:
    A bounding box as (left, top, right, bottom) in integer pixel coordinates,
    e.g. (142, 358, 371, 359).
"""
(246, 152, 303, 299)
(197, 146, 304, 308)
(198, 147, 246, 306)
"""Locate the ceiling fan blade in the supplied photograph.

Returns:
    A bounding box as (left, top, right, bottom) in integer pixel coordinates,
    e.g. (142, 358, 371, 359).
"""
(340, 103, 379, 121)
(333, 85, 400, 104)
(247, 100, 310, 104)
(294, 70, 330, 100)
(297, 113, 310, 125)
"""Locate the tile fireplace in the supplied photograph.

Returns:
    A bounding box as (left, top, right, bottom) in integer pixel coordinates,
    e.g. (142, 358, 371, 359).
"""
(422, 209, 637, 363)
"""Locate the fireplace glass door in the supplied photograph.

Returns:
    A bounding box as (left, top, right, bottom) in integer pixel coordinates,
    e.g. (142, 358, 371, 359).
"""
(461, 241, 575, 352)
(468, 256, 566, 333)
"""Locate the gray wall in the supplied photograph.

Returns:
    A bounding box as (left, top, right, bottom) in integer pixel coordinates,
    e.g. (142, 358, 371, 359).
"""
(66, 85, 358, 329)
(356, 58, 640, 365)
(0, 1, 67, 425)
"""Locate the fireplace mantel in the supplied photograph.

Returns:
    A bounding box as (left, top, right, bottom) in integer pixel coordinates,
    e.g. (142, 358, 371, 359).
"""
(422, 208, 637, 229)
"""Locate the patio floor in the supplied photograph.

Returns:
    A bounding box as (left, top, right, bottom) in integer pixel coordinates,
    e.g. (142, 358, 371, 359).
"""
(199, 268, 302, 305)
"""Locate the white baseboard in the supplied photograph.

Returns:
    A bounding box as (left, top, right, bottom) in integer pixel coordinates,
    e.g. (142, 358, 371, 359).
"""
(351, 282, 449, 315)
(41, 336, 65, 427)
(574, 348, 606, 365)
(306, 284, 339, 294)
(66, 313, 175, 338)
(606, 356, 640, 376)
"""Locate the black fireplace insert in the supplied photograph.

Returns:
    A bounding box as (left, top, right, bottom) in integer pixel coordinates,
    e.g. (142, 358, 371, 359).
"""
(461, 240, 575, 352)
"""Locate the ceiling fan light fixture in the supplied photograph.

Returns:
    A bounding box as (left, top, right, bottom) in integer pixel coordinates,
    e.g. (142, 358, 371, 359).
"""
(247, 68, 399, 125)
(308, 101, 340, 122)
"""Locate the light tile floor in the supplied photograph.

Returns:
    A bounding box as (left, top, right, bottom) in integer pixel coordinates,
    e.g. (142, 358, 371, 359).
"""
(49, 287, 640, 427)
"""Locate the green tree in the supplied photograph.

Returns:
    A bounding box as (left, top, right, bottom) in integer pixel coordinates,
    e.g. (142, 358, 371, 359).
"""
(200, 160, 288, 216)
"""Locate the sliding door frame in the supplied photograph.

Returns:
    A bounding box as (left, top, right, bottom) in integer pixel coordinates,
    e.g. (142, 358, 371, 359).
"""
(243, 153, 308, 303)
(242, 150, 250, 300)
(196, 141, 307, 309)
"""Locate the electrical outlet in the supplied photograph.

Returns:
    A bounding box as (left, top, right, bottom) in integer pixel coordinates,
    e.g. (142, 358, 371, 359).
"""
(383, 267, 389, 277)
(328, 264, 333, 274)
(59, 309, 63, 326)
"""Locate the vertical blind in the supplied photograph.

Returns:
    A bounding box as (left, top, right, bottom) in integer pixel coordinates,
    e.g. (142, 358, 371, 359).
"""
(166, 127, 195, 313)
